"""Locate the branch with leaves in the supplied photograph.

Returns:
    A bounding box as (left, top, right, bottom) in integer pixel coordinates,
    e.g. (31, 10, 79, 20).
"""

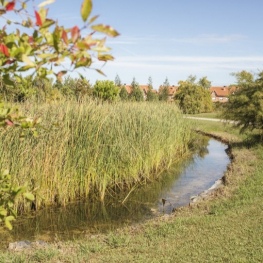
(0, 0, 119, 85)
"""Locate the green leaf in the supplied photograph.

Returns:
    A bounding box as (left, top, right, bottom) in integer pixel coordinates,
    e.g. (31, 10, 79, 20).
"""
(3, 74, 15, 86)
(98, 54, 114, 61)
(23, 192, 35, 201)
(41, 18, 55, 29)
(4, 216, 15, 230)
(81, 0, 92, 22)
(89, 15, 99, 24)
(95, 69, 106, 76)
(91, 24, 120, 37)
(22, 54, 35, 67)
(0, 208, 7, 216)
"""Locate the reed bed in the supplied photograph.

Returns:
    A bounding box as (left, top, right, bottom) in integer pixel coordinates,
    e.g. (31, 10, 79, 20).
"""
(0, 100, 192, 210)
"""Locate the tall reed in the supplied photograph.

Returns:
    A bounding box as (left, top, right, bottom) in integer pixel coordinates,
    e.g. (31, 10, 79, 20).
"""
(0, 100, 192, 210)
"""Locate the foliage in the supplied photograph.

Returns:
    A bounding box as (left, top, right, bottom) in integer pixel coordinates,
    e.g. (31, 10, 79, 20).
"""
(1, 122, 263, 261)
(223, 71, 263, 133)
(198, 76, 211, 89)
(147, 76, 153, 90)
(147, 89, 158, 101)
(119, 86, 129, 101)
(0, 0, 119, 230)
(0, 0, 119, 86)
(57, 76, 92, 101)
(175, 76, 213, 114)
(230, 70, 254, 86)
(114, 74, 122, 87)
(93, 80, 119, 101)
(146, 76, 158, 101)
(0, 100, 191, 205)
(129, 77, 144, 101)
(0, 170, 34, 230)
(159, 77, 170, 101)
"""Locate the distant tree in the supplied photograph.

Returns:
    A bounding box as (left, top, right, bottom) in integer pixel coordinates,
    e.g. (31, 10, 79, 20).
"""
(115, 74, 122, 87)
(159, 77, 170, 101)
(187, 75, 197, 84)
(198, 76, 211, 89)
(119, 86, 129, 101)
(93, 80, 119, 101)
(129, 77, 144, 101)
(147, 90, 158, 102)
(146, 76, 158, 101)
(175, 77, 213, 114)
(223, 71, 263, 134)
(230, 70, 254, 87)
(148, 76, 153, 90)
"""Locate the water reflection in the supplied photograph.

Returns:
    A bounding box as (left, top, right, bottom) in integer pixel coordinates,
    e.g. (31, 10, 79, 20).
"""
(0, 137, 230, 245)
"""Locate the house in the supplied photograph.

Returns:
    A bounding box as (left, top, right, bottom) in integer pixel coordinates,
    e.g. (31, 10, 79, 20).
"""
(210, 86, 237, 103)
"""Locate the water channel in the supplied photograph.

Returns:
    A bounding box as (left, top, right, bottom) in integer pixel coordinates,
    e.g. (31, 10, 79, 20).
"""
(1, 137, 230, 245)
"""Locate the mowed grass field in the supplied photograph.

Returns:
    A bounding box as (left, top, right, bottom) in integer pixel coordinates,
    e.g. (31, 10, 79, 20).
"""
(1, 118, 263, 262)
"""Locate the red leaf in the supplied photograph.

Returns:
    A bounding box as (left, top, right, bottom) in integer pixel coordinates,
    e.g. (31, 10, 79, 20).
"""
(5, 119, 14, 126)
(4, 59, 14, 65)
(29, 36, 34, 44)
(71, 26, 80, 43)
(0, 44, 10, 57)
(62, 30, 68, 45)
(5, 1, 15, 11)
(35, 11, 42, 26)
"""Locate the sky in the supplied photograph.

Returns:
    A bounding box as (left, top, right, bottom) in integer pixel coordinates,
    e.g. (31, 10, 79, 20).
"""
(5, 0, 263, 89)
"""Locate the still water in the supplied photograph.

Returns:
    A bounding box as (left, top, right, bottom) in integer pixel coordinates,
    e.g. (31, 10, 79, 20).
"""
(1, 137, 230, 244)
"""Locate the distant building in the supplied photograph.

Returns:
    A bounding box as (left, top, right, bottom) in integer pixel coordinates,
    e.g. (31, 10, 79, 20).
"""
(124, 84, 238, 102)
(210, 86, 237, 102)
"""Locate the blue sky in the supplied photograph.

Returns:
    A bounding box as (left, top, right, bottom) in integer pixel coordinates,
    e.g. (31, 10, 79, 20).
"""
(7, 0, 263, 88)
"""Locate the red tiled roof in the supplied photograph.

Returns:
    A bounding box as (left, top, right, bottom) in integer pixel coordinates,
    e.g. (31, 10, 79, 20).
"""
(210, 86, 230, 97)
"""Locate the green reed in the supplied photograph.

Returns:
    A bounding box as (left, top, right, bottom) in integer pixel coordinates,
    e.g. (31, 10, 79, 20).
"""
(0, 100, 192, 210)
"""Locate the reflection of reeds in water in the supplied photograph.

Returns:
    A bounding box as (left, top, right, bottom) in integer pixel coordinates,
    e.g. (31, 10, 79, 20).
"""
(0, 100, 192, 212)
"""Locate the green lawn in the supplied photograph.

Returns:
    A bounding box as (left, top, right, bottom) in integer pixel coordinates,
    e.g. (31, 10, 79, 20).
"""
(1, 120, 263, 263)
(187, 112, 222, 119)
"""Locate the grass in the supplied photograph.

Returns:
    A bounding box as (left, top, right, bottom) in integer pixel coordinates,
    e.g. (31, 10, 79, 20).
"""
(187, 112, 222, 119)
(1, 119, 263, 262)
(0, 100, 192, 210)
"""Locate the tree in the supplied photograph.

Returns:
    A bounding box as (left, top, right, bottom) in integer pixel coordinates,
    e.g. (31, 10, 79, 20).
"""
(159, 77, 170, 101)
(198, 76, 211, 90)
(114, 74, 122, 87)
(175, 76, 213, 114)
(147, 89, 158, 102)
(0, 0, 119, 86)
(147, 76, 153, 90)
(129, 77, 144, 101)
(146, 76, 158, 101)
(93, 80, 119, 101)
(223, 71, 263, 133)
(119, 87, 129, 101)
(230, 70, 254, 87)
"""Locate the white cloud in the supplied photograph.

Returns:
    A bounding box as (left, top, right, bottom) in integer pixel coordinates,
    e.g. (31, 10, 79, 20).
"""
(114, 55, 263, 64)
(171, 34, 247, 44)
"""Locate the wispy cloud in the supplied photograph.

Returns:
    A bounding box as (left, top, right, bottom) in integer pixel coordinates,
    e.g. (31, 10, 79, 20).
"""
(109, 55, 263, 72)
(109, 34, 247, 46)
(171, 34, 247, 44)
(115, 55, 263, 63)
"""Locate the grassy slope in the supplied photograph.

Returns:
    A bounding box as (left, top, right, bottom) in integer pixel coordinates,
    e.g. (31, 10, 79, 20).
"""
(1, 120, 263, 262)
